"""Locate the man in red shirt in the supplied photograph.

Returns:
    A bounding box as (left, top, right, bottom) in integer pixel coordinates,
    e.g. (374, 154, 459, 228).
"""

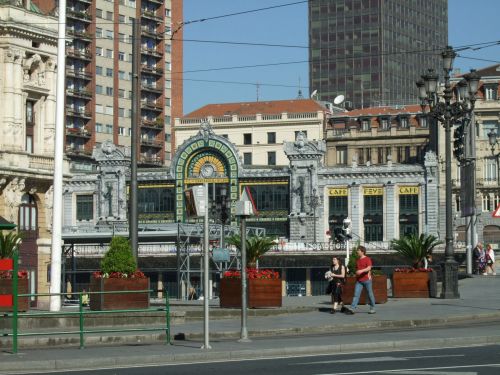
(345, 246, 376, 314)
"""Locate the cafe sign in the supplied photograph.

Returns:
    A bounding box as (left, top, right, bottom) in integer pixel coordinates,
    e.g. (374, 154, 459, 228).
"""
(399, 186, 419, 195)
(328, 188, 348, 196)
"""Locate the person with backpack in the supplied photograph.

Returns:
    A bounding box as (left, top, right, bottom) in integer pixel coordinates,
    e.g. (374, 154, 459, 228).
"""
(345, 246, 376, 315)
(328, 256, 346, 314)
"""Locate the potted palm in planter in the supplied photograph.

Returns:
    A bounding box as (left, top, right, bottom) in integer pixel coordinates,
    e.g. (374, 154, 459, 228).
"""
(390, 233, 441, 298)
(342, 245, 388, 304)
(220, 235, 281, 308)
(90, 237, 149, 310)
(0, 231, 29, 312)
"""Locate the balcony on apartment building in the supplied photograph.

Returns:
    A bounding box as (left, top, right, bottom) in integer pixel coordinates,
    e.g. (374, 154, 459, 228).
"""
(66, 68, 92, 80)
(141, 99, 163, 111)
(141, 81, 162, 94)
(140, 46, 162, 58)
(176, 112, 322, 126)
(140, 137, 163, 148)
(67, 48, 92, 60)
(141, 9, 163, 22)
(67, 87, 92, 99)
(67, 29, 92, 41)
(141, 118, 164, 129)
(325, 124, 428, 140)
(66, 126, 91, 138)
(67, 9, 91, 22)
(65, 145, 92, 156)
(140, 155, 162, 166)
(145, 0, 163, 5)
(141, 25, 161, 38)
(66, 106, 92, 119)
(140, 64, 163, 76)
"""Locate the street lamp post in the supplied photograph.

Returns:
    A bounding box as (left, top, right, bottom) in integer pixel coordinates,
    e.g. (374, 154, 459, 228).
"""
(416, 46, 480, 299)
(307, 188, 320, 244)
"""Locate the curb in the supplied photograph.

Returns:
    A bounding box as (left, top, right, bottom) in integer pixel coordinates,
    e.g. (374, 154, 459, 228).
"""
(2, 335, 500, 373)
(2, 312, 500, 350)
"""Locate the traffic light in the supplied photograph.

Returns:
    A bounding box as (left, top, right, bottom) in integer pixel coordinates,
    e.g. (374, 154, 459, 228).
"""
(453, 121, 465, 162)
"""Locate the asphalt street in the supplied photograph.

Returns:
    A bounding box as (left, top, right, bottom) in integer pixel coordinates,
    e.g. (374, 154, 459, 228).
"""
(10, 344, 500, 375)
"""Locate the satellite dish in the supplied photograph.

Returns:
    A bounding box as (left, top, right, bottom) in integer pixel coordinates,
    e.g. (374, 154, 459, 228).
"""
(333, 94, 345, 105)
(310, 89, 318, 99)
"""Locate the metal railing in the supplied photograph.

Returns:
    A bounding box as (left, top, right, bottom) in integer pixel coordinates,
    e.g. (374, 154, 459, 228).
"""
(2, 260, 171, 353)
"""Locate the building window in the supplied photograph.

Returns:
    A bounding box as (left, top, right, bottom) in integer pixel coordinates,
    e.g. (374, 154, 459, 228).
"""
(95, 28, 103, 38)
(380, 118, 389, 130)
(96, 85, 103, 95)
(96, 47, 103, 56)
(118, 89, 125, 98)
(105, 11, 113, 21)
(76, 195, 93, 221)
(96, 8, 102, 18)
(484, 85, 498, 101)
(419, 116, 428, 128)
(118, 14, 125, 23)
(106, 30, 113, 39)
(105, 106, 113, 115)
(25, 101, 34, 153)
(361, 119, 370, 131)
(484, 158, 498, 181)
(118, 52, 125, 61)
(106, 68, 113, 77)
(95, 104, 103, 114)
(377, 147, 384, 164)
(399, 117, 409, 128)
(267, 151, 276, 166)
(329, 195, 348, 235)
(399, 194, 419, 237)
(96, 66, 103, 75)
(243, 133, 252, 145)
(482, 194, 492, 212)
(118, 70, 126, 80)
(336, 146, 347, 165)
(221, 134, 228, 139)
(364, 194, 383, 242)
(267, 132, 276, 144)
(106, 87, 113, 96)
(482, 121, 499, 138)
(105, 49, 113, 58)
(96, 123, 103, 132)
(118, 107, 125, 117)
(105, 124, 113, 133)
(243, 153, 252, 165)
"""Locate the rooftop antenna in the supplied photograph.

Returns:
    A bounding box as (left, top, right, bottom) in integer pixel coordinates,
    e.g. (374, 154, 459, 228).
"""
(297, 77, 304, 99)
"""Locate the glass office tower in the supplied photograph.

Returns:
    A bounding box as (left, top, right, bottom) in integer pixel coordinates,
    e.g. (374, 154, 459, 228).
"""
(309, 0, 447, 109)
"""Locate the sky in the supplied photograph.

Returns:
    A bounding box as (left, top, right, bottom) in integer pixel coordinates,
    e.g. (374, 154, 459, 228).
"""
(182, 0, 500, 115)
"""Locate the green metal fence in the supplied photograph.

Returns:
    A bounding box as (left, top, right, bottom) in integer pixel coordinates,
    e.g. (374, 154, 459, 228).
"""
(2, 257, 171, 354)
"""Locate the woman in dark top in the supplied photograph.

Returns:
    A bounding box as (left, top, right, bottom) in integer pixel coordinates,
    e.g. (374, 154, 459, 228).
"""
(329, 256, 346, 314)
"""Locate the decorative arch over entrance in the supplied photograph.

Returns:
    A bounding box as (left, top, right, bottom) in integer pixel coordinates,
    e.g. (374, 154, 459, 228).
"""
(171, 121, 241, 222)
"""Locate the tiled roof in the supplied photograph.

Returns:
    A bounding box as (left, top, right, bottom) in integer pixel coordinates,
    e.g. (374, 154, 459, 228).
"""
(332, 105, 423, 118)
(183, 99, 327, 118)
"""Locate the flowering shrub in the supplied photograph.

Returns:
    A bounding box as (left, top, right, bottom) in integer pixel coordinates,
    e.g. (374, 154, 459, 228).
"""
(92, 270, 146, 279)
(223, 268, 280, 280)
(394, 268, 433, 273)
(0, 270, 28, 279)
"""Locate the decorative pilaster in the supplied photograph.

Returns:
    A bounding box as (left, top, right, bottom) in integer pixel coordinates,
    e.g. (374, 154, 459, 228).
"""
(385, 182, 396, 240)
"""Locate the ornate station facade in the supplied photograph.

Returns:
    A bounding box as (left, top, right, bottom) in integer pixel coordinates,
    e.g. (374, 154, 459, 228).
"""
(62, 121, 439, 297)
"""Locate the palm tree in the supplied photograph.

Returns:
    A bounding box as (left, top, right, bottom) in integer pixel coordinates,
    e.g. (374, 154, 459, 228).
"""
(390, 233, 442, 269)
(226, 235, 276, 268)
(0, 231, 23, 259)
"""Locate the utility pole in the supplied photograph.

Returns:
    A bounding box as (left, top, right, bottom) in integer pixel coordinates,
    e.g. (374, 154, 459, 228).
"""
(130, 18, 140, 260)
(202, 183, 211, 350)
(49, 0, 67, 312)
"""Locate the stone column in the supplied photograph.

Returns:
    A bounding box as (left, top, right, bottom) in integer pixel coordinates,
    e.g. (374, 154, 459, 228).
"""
(385, 183, 396, 240)
(305, 268, 311, 296)
(2, 49, 16, 147)
(13, 51, 24, 149)
(350, 184, 361, 241)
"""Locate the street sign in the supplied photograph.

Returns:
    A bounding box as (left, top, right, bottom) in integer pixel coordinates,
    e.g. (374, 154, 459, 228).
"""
(492, 203, 500, 218)
(212, 248, 230, 262)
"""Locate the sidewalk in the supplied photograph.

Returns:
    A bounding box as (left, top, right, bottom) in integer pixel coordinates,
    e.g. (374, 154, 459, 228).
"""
(1, 276, 500, 373)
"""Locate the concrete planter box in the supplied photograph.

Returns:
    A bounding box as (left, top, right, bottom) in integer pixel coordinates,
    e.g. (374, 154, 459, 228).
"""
(89, 277, 150, 311)
(0, 278, 29, 312)
(342, 275, 387, 304)
(220, 278, 282, 308)
(393, 270, 437, 298)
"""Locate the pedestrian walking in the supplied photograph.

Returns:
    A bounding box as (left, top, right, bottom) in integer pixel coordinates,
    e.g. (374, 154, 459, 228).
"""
(473, 242, 486, 275)
(485, 244, 496, 275)
(345, 246, 376, 315)
(328, 257, 346, 314)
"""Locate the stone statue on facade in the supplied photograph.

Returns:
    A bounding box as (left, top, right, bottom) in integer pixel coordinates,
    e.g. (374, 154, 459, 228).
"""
(292, 175, 305, 214)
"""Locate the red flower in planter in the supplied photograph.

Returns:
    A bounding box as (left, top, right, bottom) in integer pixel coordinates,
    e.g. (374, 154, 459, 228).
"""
(223, 268, 279, 279)
(0, 270, 28, 279)
(92, 270, 147, 279)
(394, 268, 433, 273)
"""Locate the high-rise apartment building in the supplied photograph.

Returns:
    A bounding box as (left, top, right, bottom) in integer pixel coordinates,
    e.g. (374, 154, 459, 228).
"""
(309, 0, 447, 109)
(34, 0, 182, 170)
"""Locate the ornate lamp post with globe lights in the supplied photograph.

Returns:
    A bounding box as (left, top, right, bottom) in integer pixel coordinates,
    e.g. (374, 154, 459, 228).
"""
(416, 46, 480, 299)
